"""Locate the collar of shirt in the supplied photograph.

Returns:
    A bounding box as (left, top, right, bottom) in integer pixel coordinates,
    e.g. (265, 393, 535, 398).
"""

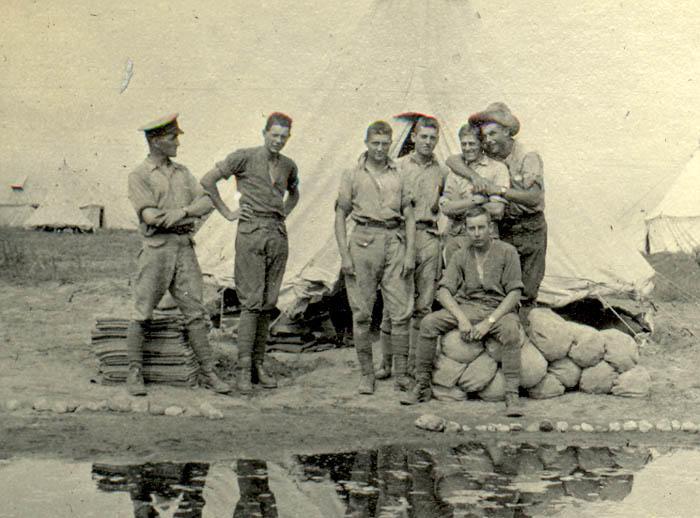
(357, 151, 397, 172)
(464, 153, 491, 168)
(407, 151, 438, 168)
(144, 155, 179, 175)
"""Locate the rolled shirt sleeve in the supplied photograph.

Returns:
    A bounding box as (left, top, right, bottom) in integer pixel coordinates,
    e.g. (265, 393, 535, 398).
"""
(520, 152, 544, 190)
(128, 172, 159, 221)
(336, 168, 354, 213)
(287, 162, 300, 193)
(215, 148, 249, 180)
(501, 245, 525, 294)
(438, 247, 466, 295)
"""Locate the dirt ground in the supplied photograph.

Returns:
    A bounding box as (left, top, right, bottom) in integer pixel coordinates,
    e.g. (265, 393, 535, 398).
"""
(2, 230, 700, 462)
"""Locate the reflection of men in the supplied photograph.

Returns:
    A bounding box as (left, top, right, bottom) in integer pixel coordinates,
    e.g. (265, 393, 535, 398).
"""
(402, 207, 525, 416)
(441, 124, 509, 264)
(233, 459, 279, 517)
(201, 113, 300, 394)
(334, 121, 416, 395)
(447, 103, 546, 312)
(376, 116, 447, 384)
(126, 114, 230, 396)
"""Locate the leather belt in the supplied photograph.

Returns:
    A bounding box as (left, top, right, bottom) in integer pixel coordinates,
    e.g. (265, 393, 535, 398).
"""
(354, 219, 401, 230)
(416, 221, 438, 231)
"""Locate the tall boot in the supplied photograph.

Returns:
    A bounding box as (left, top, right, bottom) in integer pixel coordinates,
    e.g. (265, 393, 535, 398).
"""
(374, 331, 393, 380)
(126, 320, 147, 396)
(188, 323, 230, 394)
(391, 333, 413, 392)
(354, 327, 375, 395)
(407, 325, 420, 378)
(236, 311, 257, 394)
(502, 338, 524, 418)
(253, 312, 277, 389)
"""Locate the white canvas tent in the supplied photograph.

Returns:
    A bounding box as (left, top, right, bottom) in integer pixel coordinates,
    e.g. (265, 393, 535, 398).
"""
(191, 0, 655, 316)
(644, 148, 700, 254)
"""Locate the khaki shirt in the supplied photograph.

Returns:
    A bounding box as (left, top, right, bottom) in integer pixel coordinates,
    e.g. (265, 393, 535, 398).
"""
(440, 154, 510, 235)
(215, 146, 299, 219)
(439, 239, 524, 309)
(502, 140, 545, 218)
(128, 156, 210, 241)
(336, 152, 412, 224)
(397, 152, 448, 225)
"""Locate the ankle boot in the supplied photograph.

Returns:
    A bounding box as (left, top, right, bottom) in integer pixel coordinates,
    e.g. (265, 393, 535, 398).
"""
(374, 331, 393, 380)
(254, 360, 278, 389)
(393, 354, 413, 392)
(237, 356, 253, 394)
(400, 373, 431, 405)
(199, 365, 231, 393)
(126, 364, 146, 396)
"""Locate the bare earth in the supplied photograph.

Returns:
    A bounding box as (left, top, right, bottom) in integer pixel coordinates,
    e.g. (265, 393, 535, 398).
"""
(2, 231, 700, 462)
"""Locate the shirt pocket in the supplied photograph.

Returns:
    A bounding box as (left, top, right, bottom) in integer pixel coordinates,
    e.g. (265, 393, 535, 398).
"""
(350, 227, 375, 248)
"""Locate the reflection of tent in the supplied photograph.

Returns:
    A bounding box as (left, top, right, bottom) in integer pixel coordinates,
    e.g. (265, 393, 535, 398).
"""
(644, 148, 700, 254)
(193, 1, 654, 316)
(0, 160, 137, 229)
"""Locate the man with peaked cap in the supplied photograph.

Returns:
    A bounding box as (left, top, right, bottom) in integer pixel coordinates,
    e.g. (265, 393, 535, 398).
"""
(446, 102, 546, 317)
(335, 120, 416, 395)
(126, 113, 230, 396)
(201, 112, 300, 394)
(375, 116, 447, 386)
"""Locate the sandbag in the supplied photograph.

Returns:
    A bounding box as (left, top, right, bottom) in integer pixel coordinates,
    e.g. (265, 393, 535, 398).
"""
(601, 329, 640, 373)
(568, 323, 605, 368)
(548, 357, 582, 388)
(432, 384, 468, 402)
(611, 365, 651, 398)
(528, 308, 574, 361)
(520, 340, 548, 389)
(484, 336, 502, 362)
(441, 330, 484, 365)
(478, 369, 505, 401)
(528, 373, 565, 399)
(579, 360, 617, 394)
(457, 352, 498, 392)
(432, 354, 467, 388)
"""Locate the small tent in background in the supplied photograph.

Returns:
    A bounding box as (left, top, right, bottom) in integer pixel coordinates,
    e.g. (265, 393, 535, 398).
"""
(0, 175, 38, 226)
(24, 160, 97, 232)
(644, 147, 700, 254)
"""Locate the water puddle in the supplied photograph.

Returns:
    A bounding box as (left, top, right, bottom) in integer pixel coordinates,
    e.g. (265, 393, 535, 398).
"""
(1, 442, 699, 517)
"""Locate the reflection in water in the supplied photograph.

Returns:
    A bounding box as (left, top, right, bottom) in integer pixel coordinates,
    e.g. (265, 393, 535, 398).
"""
(0, 442, 668, 517)
(295, 443, 652, 517)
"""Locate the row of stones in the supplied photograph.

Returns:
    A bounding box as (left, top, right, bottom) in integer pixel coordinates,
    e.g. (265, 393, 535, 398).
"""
(4, 397, 224, 419)
(415, 414, 700, 434)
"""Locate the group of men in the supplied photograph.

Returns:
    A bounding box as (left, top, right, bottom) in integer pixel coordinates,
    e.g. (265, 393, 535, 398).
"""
(124, 102, 546, 417)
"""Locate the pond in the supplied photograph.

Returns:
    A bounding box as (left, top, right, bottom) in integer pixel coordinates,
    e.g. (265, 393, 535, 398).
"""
(1, 441, 698, 517)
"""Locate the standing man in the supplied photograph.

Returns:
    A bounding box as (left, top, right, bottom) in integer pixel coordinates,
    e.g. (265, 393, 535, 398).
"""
(402, 206, 525, 416)
(126, 113, 230, 396)
(447, 103, 546, 314)
(375, 116, 447, 383)
(201, 113, 299, 394)
(441, 123, 510, 264)
(335, 121, 416, 395)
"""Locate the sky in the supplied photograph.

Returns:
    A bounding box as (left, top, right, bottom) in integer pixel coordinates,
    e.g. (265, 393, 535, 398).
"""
(0, 0, 698, 235)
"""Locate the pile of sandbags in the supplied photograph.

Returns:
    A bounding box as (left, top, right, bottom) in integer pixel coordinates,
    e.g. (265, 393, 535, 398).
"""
(91, 315, 200, 386)
(431, 308, 650, 401)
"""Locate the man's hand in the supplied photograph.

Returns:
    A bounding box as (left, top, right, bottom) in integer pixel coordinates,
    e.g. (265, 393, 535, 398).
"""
(340, 255, 355, 277)
(458, 317, 473, 343)
(470, 175, 491, 194)
(401, 255, 415, 277)
(470, 319, 492, 341)
(430, 184, 441, 214)
(162, 208, 187, 228)
(238, 204, 254, 222)
(472, 194, 488, 205)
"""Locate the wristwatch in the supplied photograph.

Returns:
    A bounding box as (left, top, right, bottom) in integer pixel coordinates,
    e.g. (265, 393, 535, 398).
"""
(487, 315, 496, 325)
(499, 186, 507, 196)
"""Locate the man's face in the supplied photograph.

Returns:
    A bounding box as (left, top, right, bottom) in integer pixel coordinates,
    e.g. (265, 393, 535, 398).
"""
(411, 126, 439, 158)
(460, 132, 481, 163)
(365, 132, 392, 163)
(480, 122, 510, 157)
(465, 213, 491, 248)
(263, 124, 291, 154)
(151, 133, 180, 158)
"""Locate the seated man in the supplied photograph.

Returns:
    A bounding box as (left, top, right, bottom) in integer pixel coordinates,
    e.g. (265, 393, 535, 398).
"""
(441, 123, 509, 265)
(401, 206, 525, 416)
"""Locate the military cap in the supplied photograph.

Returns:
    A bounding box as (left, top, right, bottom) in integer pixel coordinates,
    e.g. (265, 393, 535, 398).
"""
(468, 102, 520, 135)
(139, 113, 184, 137)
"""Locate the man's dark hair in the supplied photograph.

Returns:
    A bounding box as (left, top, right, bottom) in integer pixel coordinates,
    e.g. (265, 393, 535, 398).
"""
(413, 116, 440, 134)
(265, 112, 293, 131)
(464, 205, 491, 222)
(365, 120, 393, 141)
(458, 123, 481, 140)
